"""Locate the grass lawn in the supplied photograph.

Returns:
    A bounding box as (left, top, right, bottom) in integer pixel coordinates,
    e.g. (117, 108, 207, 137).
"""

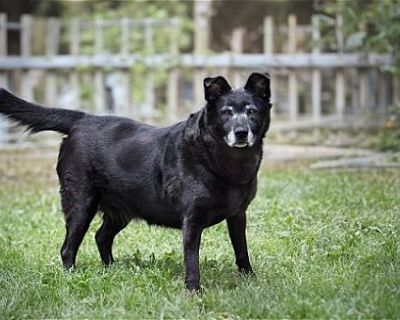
(0, 150, 399, 318)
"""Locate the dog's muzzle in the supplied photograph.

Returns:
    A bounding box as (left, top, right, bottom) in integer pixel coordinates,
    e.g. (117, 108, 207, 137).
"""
(224, 126, 255, 148)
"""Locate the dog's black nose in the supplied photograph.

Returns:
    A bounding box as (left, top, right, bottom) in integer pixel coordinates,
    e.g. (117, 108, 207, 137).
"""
(234, 127, 248, 140)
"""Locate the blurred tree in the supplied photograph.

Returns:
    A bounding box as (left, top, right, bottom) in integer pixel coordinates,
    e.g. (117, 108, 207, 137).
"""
(210, 0, 315, 52)
(321, 0, 400, 73)
(322, 0, 400, 151)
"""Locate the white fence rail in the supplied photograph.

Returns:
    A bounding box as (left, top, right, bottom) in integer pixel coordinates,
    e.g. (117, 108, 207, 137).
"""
(0, 13, 398, 146)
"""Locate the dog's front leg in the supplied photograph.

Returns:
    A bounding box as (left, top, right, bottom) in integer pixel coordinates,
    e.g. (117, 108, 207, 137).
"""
(227, 213, 254, 275)
(182, 218, 203, 291)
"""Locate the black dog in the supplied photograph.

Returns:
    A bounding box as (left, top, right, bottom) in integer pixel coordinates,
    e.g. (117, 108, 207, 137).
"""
(0, 73, 271, 291)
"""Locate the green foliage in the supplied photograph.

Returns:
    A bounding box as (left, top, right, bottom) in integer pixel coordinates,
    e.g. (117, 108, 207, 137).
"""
(60, 1, 192, 55)
(1, 157, 399, 318)
(323, 0, 400, 73)
(373, 104, 400, 151)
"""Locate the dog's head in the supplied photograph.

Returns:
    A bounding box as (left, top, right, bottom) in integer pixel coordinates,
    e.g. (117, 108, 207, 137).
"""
(203, 73, 272, 148)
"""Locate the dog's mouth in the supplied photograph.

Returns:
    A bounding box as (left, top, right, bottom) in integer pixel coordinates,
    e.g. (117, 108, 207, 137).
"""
(229, 141, 254, 148)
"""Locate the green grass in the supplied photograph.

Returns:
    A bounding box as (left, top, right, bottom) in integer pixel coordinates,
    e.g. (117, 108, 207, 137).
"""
(0, 155, 399, 318)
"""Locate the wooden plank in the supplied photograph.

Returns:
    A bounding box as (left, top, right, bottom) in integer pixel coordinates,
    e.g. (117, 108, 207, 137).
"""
(359, 69, 368, 109)
(45, 17, 60, 106)
(0, 14, 6, 145)
(70, 18, 80, 55)
(20, 14, 33, 100)
(288, 15, 297, 53)
(120, 17, 129, 56)
(263, 16, 275, 116)
(94, 71, 105, 114)
(0, 13, 7, 56)
(0, 13, 8, 88)
(288, 15, 298, 122)
(95, 17, 104, 54)
(21, 15, 32, 57)
(263, 16, 273, 54)
(46, 17, 60, 56)
(69, 18, 80, 109)
(231, 27, 244, 88)
(0, 53, 394, 70)
(378, 71, 387, 108)
(119, 18, 131, 117)
(193, 1, 211, 108)
(288, 72, 298, 121)
(311, 15, 321, 121)
(335, 70, 345, 117)
(144, 20, 155, 118)
(336, 15, 344, 52)
(167, 21, 179, 121)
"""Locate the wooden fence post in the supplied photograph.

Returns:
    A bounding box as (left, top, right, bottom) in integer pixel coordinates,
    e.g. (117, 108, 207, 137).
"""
(311, 15, 321, 122)
(70, 18, 80, 109)
(94, 17, 106, 114)
(21, 14, 33, 101)
(231, 27, 244, 88)
(359, 69, 369, 109)
(167, 19, 179, 122)
(335, 15, 345, 117)
(0, 13, 7, 145)
(45, 17, 60, 106)
(193, 1, 211, 109)
(263, 16, 273, 55)
(119, 17, 132, 117)
(0, 13, 7, 89)
(263, 16, 275, 117)
(288, 14, 298, 122)
(144, 19, 155, 119)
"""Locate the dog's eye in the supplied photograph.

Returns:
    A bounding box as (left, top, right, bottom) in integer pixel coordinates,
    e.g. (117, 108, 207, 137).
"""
(247, 107, 258, 115)
(221, 108, 233, 116)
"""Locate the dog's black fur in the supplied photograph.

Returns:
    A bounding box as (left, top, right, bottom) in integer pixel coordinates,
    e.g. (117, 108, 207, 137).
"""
(0, 73, 271, 290)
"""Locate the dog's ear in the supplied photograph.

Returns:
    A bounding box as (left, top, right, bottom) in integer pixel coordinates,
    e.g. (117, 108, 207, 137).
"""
(203, 76, 232, 102)
(244, 73, 271, 103)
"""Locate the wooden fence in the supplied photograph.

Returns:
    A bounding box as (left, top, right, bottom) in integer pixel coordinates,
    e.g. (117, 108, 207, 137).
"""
(0, 13, 398, 146)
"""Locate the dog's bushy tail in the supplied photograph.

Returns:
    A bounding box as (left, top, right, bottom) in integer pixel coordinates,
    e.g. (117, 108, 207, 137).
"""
(0, 88, 86, 135)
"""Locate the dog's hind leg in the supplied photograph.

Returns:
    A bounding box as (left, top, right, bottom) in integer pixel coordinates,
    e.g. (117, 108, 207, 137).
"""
(95, 214, 127, 266)
(60, 188, 99, 270)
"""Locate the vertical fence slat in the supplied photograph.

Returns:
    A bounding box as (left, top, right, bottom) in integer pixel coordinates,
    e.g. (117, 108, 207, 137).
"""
(311, 15, 321, 121)
(144, 20, 155, 118)
(359, 70, 368, 109)
(167, 20, 179, 121)
(263, 16, 275, 117)
(94, 71, 105, 114)
(231, 27, 244, 88)
(0, 13, 8, 88)
(335, 71, 345, 117)
(0, 13, 7, 145)
(45, 17, 60, 106)
(0, 13, 7, 57)
(69, 18, 80, 109)
(263, 16, 273, 55)
(21, 14, 33, 101)
(120, 18, 132, 117)
(120, 17, 129, 55)
(94, 17, 106, 113)
(288, 14, 298, 122)
(378, 71, 387, 108)
(335, 14, 345, 117)
(95, 17, 104, 54)
(193, 1, 211, 108)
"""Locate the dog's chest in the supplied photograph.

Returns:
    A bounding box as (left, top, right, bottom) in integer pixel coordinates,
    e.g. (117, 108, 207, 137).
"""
(198, 185, 253, 227)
